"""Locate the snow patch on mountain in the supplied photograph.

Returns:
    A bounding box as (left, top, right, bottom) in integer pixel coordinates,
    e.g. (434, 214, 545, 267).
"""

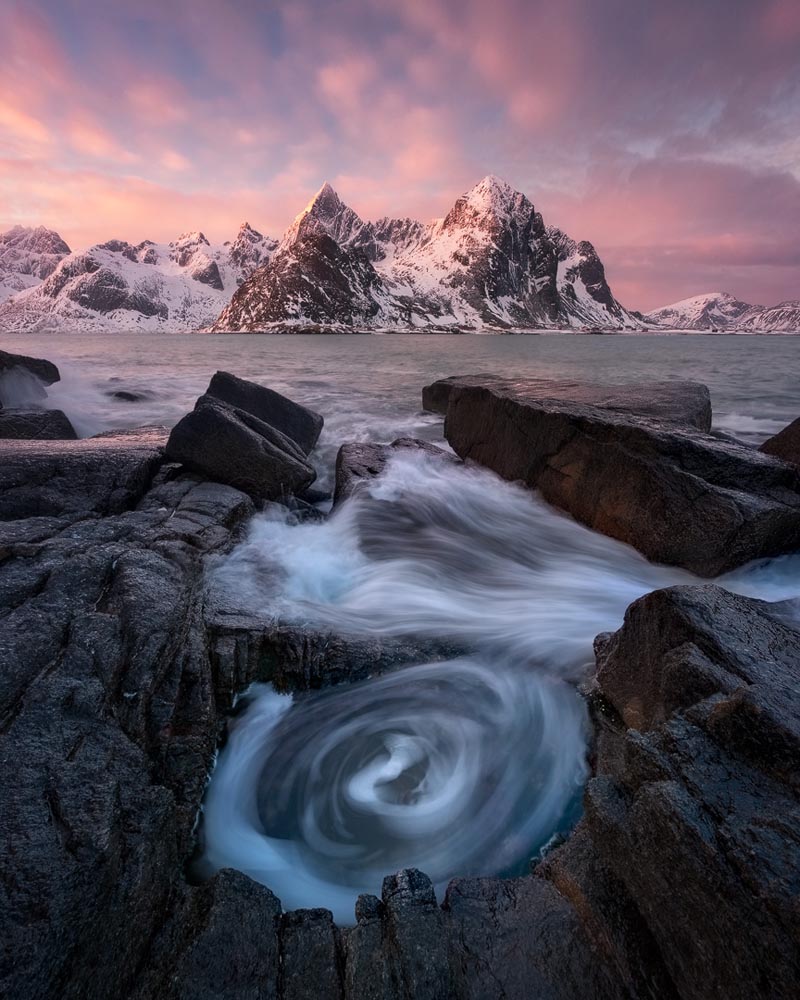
(645, 292, 800, 332)
(0, 223, 276, 332)
(0, 226, 71, 303)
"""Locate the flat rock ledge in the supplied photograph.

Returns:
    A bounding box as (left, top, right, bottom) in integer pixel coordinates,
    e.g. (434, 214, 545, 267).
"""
(2, 381, 799, 999)
(425, 374, 800, 576)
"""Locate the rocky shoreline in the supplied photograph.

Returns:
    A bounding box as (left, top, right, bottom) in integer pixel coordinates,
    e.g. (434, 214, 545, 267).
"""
(1, 351, 798, 999)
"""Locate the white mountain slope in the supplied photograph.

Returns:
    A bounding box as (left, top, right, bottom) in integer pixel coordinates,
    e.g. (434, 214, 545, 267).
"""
(214, 175, 642, 332)
(0, 224, 276, 333)
(645, 291, 800, 332)
(0, 226, 71, 303)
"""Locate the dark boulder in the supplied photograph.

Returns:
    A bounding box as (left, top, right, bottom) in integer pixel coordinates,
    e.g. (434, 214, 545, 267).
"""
(424, 373, 712, 430)
(0, 407, 77, 440)
(0, 348, 61, 406)
(760, 416, 800, 468)
(207, 370, 323, 455)
(334, 437, 456, 505)
(440, 377, 800, 576)
(165, 394, 316, 500)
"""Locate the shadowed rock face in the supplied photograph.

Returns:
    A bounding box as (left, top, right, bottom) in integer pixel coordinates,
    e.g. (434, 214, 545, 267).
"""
(165, 395, 316, 500)
(208, 370, 324, 455)
(0, 347, 61, 392)
(761, 416, 800, 468)
(435, 376, 800, 576)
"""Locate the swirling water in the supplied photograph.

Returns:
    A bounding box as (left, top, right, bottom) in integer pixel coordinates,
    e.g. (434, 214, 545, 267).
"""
(2, 332, 798, 921)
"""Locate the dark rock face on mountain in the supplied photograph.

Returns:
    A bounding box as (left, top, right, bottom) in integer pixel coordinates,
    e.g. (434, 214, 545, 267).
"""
(212, 176, 642, 332)
(207, 370, 323, 454)
(0, 407, 77, 440)
(436, 375, 800, 575)
(761, 416, 800, 467)
(215, 224, 386, 330)
(166, 394, 316, 500)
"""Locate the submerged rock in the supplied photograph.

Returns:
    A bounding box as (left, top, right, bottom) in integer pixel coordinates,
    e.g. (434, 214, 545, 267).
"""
(436, 376, 800, 576)
(760, 415, 800, 468)
(0, 406, 77, 440)
(207, 369, 324, 455)
(165, 394, 316, 501)
(334, 437, 456, 505)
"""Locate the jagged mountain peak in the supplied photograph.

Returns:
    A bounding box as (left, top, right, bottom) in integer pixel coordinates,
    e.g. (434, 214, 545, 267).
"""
(442, 175, 535, 235)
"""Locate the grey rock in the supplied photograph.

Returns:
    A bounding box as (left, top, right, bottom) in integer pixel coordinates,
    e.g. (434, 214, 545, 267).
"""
(0, 425, 168, 519)
(0, 407, 77, 440)
(0, 347, 61, 397)
(208, 370, 324, 454)
(440, 376, 800, 575)
(165, 394, 316, 500)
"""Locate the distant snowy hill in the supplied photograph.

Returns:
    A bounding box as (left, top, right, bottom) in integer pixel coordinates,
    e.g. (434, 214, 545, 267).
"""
(0, 224, 276, 333)
(214, 176, 641, 332)
(645, 291, 800, 333)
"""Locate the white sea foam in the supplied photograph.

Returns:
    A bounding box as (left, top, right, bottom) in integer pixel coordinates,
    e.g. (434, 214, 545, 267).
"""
(201, 450, 800, 922)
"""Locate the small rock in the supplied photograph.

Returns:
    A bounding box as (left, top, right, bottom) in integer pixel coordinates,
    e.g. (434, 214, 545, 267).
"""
(760, 416, 800, 467)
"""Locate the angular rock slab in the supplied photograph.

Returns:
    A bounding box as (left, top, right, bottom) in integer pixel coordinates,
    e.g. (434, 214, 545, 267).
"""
(165, 394, 316, 501)
(761, 415, 800, 468)
(440, 377, 800, 576)
(208, 369, 324, 455)
(424, 373, 712, 431)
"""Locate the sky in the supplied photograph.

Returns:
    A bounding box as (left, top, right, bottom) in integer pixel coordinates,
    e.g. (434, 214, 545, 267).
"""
(0, 0, 798, 311)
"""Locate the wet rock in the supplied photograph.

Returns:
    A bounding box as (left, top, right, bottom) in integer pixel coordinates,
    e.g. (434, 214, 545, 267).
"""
(0, 407, 77, 440)
(0, 347, 61, 388)
(588, 585, 800, 1000)
(424, 373, 712, 430)
(334, 437, 456, 505)
(106, 388, 156, 403)
(165, 394, 316, 501)
(760, 416, 800, 467)
(440, 377, 800, 576)
(281, 909, 343, 1000)
(0, 425, 168, 519)
(207, 370, 324, 455)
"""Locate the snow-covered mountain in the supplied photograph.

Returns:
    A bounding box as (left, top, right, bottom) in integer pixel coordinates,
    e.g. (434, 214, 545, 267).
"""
(0, 224, 276, 332)
(645, 292, 800, 333)
(214, 176, 642, 332)
(0, 226, 71, 303)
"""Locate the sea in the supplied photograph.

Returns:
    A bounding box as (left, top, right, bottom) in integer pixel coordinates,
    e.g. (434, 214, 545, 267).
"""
(4, 331, 799, 923)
